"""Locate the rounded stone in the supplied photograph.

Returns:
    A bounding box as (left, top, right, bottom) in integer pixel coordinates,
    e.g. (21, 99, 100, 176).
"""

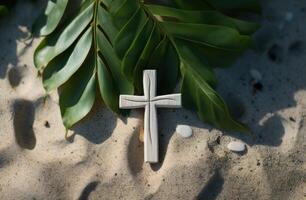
(250, 69, 262, 81)
(227, 141, 246, 152)
(176, 125, 193, 138)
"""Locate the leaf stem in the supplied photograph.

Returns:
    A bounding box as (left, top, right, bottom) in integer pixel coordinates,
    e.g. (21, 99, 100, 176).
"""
(92, 0, 99, 71)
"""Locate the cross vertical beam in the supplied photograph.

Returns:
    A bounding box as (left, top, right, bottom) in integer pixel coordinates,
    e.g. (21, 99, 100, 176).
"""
(119, 70, 181, 163)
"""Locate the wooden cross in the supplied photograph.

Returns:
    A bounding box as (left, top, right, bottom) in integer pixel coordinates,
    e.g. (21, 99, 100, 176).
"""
(119, 70, 181, 163)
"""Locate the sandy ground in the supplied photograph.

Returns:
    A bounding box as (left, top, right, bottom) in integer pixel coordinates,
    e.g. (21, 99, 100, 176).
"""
(0, 0, 306, 199)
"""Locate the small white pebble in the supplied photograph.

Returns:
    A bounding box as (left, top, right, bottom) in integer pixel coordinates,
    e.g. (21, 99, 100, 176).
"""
(227, 141, 246, 152)
(176, 125, 193, 138)
(285, 12, 293, 21)
(250, 69, 262, 81)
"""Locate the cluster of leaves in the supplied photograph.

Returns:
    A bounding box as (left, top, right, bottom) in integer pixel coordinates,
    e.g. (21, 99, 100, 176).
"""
(34, 0, 261, 132)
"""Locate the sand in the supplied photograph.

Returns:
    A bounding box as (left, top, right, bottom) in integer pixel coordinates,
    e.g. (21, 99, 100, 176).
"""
(0, 0, 306, 199)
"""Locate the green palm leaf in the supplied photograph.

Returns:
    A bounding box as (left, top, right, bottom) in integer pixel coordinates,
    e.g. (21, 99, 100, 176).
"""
(34, 0, 260, 132)
(34, 0, 133, 129)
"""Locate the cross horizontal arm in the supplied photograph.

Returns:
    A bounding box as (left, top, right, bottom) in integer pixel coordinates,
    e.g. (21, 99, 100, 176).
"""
(152, 94, 182, 108)
(119, 95, 147, 109)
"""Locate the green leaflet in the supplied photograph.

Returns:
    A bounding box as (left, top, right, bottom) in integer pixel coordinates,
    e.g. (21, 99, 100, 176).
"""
(147, 5, 259, 35)
(111, 0, 139, 28)
(33, 0, 69, 36)
(148, 36, 180, 95)
(97, 5, 117, 45)
(133, 22, 161, 91)
(121, 18, 154, 82)
(59, 56, 96, 129)
(162, 21, 252, 51)
(100, 0, 112, 8)
(97, 7, 133, 99)
(97, 57, 120, 113)
(174, 38, 248, 132)
(109, 0, 127, 14)
(34, 3, 94, 70)
(189, 40, 246, 68)
(114, 8, 147, 59)
(148, 6, 256, 69)
(180, 65, 249, 132)
(174, 39, 218, 87)
(96, 28, 133, 102)
(43, 27, 92, 92)
(34, 0, 261, 132)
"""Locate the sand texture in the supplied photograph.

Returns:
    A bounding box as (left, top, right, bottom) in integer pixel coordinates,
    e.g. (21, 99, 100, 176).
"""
(0, 0, 306, 199)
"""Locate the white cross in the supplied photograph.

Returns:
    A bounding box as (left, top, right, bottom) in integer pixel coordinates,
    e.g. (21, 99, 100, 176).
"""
(119, 70, 181, 163)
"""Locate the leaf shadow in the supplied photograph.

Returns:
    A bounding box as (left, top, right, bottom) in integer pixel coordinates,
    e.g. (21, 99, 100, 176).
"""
(0, 0, 48, 79)
(32, 0, 84, 37)
(71, 99, 118, 144)
(11, 99, 36, 150)
(215, 45, 305, 148)
(196, 170, 224, 200)
(78, 181, 100, 200)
